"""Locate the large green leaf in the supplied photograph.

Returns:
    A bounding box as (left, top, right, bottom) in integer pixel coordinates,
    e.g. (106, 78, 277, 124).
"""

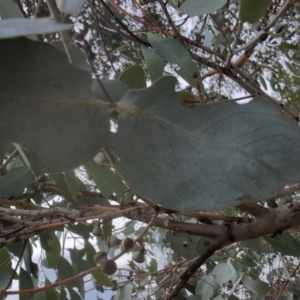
(0, 18, 72, 39)
(239, 0, 272, 24)
(148, 34, 201, 88)
(0, 37, 111, 173)
(179, 0, 227, 16)
(0, 166, 34, 198)
(111, 76, 300, 211)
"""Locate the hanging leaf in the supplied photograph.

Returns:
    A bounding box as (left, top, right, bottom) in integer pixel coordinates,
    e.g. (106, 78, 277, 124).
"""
(0, 266, 11, 290)
(141, 46, 165, 83)
(148, 34, 201, 88)
(64, 171, 80, 201)
(112, 76, 300, 211)
(0, 166, 34, 198)
(85, 161, 126, 199)
(0, 18, 72, 39)
(19, 267, 34, 300)
(0, 37, 111, 173)
(50, 173, 74, 202)
(179, 0, 227, 17)
(239, 0, 272, 24)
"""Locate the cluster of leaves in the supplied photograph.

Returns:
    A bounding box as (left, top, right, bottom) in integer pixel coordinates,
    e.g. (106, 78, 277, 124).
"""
(1, 0, 300, 299)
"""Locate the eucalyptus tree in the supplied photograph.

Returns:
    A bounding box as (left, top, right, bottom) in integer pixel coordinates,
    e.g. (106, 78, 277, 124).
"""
(0, 0, 300, 299)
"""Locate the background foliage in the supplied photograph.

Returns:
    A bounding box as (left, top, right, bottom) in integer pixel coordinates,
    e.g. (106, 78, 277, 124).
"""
(0, 0, 300, 299)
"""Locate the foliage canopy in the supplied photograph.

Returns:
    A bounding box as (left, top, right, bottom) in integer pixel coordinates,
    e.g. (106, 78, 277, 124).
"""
(0, 0, 300, 299)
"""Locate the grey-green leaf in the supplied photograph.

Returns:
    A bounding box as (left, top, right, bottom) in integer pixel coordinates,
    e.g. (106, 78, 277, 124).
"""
(213, 263, 232, 284)
(264, 233, 300, 257)
(239, 0, 272, 24)
(0, 18, 72, 39)
(0, 266, 11, 290)
(0, 0, 23, 19)
(0, 166, 34, 198)
(85, 161, 126, 199)
(141, 46, 165, 83)
(112, 76, 300, 211)
(241, 276, 270, 295)
(0, 38, 110, 173)
(51, 41, 91, 72)
(148, 34, 200, 88)
(180, 0, 227, 16)
(92, 79, 130, 103)
(119, 65, 146, 89)
(56, 0, 87, 16)
(196, 275, 217, 300)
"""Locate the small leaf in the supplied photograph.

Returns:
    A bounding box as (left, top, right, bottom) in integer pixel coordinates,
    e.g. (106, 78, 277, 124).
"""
(92, 271, 113, 286)
(148, 34, 201, 88)
(119, 65, 146, 89)
(264, 232, 300, 257)
(20, 267, 34, 300)
(0, 18, 72, 39)
(0, 166, 34, 198)
(213, 263, 232, 284)
(239, 0, 272, 24)
(242, 275, 270, 295)
(180, 0, 227, 16)
(56, 0, 87, 16)
(196, 275, 217, 300)
(141, 46, 165, 83)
